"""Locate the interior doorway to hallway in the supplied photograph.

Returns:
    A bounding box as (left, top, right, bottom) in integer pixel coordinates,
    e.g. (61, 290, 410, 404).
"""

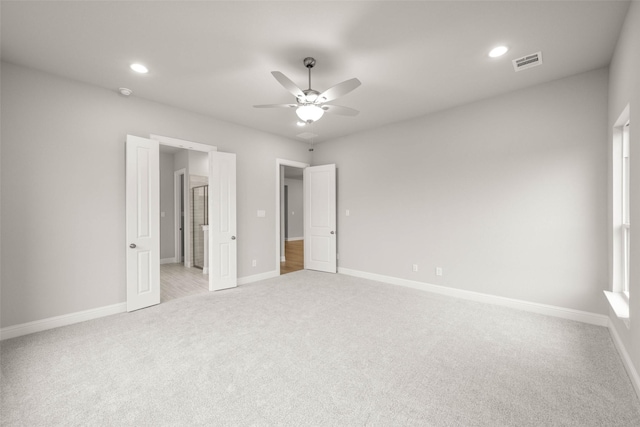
(276, 159, 309, 275)
(280, 165, 305, 275)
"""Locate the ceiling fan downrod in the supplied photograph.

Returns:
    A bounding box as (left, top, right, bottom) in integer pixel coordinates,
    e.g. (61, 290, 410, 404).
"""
(301, 57, 320, 103)
(303, 56, 316, 90)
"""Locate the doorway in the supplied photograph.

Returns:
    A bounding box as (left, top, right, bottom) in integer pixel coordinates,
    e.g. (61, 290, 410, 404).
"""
(161, 147, 209, 302)
(126, 134, 237, 312)
(281, 167, 305, 274)
(274, 159, 338, 276)
(276, 159, 308, 275)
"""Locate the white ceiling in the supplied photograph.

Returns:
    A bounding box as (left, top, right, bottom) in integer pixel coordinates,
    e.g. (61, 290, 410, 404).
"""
(0, 1, 630, 144)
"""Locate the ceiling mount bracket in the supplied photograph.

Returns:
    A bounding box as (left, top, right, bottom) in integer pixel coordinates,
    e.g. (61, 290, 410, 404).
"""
(303, 57, 316, 69)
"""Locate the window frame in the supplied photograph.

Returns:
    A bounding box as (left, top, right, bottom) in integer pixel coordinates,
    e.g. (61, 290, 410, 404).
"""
(621, 121, 630, 299)
(606, 106, 631, 325)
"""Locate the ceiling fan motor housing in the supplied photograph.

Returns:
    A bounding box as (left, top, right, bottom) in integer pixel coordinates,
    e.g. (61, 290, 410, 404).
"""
(298, 89, 322, 104)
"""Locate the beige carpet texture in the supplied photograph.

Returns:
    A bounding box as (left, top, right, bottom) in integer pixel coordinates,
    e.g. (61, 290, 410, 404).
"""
(1, 271, 639, 426)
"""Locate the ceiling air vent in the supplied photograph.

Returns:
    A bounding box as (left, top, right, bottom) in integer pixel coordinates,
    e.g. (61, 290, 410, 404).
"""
(512, 51, 542, 72)
(297, 132, 319, 140)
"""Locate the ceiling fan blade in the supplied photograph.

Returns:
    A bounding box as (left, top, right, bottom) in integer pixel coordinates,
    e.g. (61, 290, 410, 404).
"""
(321, 104, 360, 116)
(317, 78, 361, 103)
(271, 71, 305, 99)
(253, 104, 298, 109)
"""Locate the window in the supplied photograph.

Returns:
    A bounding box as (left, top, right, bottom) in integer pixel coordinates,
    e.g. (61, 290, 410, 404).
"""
(622, 120, 630, 298)
(605, 107, 631, 324)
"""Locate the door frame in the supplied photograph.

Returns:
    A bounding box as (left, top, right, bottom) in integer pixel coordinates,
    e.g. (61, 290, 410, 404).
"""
(275, 159, 309, 274)
(173, 168, 187, 264)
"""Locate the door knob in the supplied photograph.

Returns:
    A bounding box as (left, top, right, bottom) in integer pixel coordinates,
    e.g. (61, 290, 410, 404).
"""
(231, 236, 236, 240)
(129, 243, 137, 249)
(330, 231, 335, 235)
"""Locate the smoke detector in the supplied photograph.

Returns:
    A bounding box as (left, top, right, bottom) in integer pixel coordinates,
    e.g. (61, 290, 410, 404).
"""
(119, 87, 133, 96)
(512, 51, 542, 72)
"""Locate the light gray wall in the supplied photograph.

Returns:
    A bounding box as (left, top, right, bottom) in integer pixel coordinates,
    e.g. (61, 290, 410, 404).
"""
(188, 151, 209, 177)
(285, 178, 303, 239)
(0, 61, 311, 328)
(159, 152, 176, 260)
(174, 150, 188, 173)
(607, 0, 640, 386)
(313, 68, 609, 315)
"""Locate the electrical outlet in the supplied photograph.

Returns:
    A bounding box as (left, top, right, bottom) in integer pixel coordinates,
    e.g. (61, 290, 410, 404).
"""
(412, 264, 418, 272)
(436, 267, 443, 276)
(252, 260, 257, 267)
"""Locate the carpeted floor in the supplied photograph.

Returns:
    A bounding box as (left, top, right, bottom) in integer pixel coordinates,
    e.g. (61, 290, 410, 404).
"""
(1, 271, 639, 426)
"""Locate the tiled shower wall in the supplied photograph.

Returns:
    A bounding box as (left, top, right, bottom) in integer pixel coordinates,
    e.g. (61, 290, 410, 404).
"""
(190, 175, 208, 269)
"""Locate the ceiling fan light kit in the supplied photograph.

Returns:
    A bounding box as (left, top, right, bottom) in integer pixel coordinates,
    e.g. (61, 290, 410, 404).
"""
(296, 104, 325, 123)
(254, 57, 361, 124)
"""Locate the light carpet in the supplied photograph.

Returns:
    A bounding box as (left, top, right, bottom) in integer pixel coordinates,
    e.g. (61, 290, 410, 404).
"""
(1, 271, 639, 426)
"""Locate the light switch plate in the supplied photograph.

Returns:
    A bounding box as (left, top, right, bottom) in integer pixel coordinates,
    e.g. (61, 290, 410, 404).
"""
(257, 210, 266, 217)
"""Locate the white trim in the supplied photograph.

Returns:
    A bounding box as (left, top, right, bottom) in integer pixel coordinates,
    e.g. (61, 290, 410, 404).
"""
(603, 290, 630, 322)
(1, 303, 127, 341)
(286, 237, 304, 241)
(160, 258, 178, 265)
(608, 319, 640, 399)
(281, 256, 286, 262)
(275, 159, 309, 275)
(339, 268, 609, 327)
(150, 134, 217, 152)
(238, 270, 279, 285)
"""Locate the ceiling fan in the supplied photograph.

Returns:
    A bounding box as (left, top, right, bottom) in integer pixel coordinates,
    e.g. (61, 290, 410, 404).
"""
(254, 57, 361, 124)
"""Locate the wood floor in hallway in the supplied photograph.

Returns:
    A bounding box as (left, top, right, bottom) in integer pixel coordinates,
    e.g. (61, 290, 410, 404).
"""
(281, 240, 303, 275)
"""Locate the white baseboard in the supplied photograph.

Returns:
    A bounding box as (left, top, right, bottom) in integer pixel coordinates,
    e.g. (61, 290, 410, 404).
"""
(281, 256, 286, 262)
(2, 269, 280, 341)
(160, 257, 178, 265)
(285, 237, 303, 241)
(238, 270, 279, 285)
(202, 267, 209, 274)
(1, 302, 127, 341)
(607, 319, 640, 399)
(338, 268, 609, 327)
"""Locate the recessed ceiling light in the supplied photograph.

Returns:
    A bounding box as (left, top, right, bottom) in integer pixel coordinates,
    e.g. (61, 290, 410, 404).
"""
(130, 63, 149, 73)
(489, 46, 509, 58)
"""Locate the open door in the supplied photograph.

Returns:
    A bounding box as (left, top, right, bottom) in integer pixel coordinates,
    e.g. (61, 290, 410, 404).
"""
(125, 135, 160, 311)
(209, 151, 237, 290)
(304, 164, 337, 273)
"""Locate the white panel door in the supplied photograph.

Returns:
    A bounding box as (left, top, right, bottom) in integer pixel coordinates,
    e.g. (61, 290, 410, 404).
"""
(304, 164, 337, 273)
(126, 135, 160, 311)
(209, 151, 237, 291)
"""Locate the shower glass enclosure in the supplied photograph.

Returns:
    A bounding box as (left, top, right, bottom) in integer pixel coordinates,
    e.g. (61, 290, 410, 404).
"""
(191, 184, 208, 269)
